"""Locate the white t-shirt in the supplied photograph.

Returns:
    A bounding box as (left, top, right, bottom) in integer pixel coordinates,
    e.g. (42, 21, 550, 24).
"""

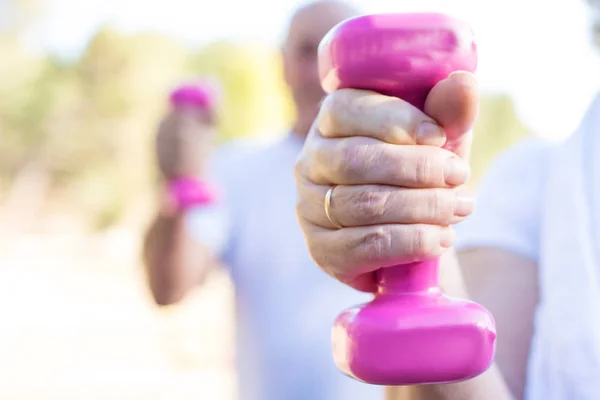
(187, 134, 382, 400)
(455, 136, 556, 259)
(455, 136, 560, 397)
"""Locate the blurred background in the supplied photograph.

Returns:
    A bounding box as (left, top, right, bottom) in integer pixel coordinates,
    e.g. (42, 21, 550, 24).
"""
(1, 0, 600, 398)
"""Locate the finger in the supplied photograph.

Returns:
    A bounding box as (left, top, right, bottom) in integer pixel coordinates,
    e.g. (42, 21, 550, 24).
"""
(424, 71, 479, 159)
(317, 88, 447, 147)
(302, 222, 456, 281)
(301, 136, 470, 188)
(295, 215, 377, 293)
(297, 180, 475, 229)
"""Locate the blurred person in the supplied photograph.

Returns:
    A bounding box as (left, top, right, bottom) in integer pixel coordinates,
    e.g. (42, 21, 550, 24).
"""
(143, 1, 383, 400)
(294, 2, 600, 400)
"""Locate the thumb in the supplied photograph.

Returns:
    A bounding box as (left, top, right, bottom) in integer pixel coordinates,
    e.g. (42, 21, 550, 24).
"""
(424, 71, 479, 160)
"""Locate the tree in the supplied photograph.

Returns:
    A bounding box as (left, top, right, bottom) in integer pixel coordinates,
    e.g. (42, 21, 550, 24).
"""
(187, 41, 295, 141)
(64, 26, 190, 229)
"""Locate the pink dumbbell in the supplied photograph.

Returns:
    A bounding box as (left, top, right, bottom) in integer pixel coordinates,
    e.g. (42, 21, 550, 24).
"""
(319, 13, 496, 386)
(169, 80, 220, 112)
(165, 80, 221, 207)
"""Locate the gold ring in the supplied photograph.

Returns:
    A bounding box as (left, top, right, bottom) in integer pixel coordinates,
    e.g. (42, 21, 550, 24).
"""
(324, 186, 344, 229)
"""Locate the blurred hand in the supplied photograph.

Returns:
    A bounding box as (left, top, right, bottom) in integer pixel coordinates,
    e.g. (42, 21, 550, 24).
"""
(156, 108, 216, 180)
(295, 71, 479, 292)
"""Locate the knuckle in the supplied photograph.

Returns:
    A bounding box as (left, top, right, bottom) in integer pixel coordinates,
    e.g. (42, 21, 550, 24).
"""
(413, 153, 442, 185)
(330, 89, 353, 113)
(355, 189, 391, 223)
(293, 177, 317, 223)
(306, 237, 335, 273)
(318, 94, 339, 134)
(318, 90, 352, 134)
(295, 143, 319, 183)
(440, 190, 457, 220)
(295, 199, 307, 221)
(414, 154, 435, 183)
(333, 143, 364, 181)
(410, 225, 437, 259)
(294, 155, 306, 181)
(319, 92, 336, 115)
(425, 189, 454, 221)
(423, 190, 441, 221)
(358, 226, 392, 265)
(305, 239, 323, 266)
(378, 109, 400, 140)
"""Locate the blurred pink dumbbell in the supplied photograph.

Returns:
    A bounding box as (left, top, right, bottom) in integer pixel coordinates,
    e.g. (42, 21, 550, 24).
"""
(169, 80, 220, 112)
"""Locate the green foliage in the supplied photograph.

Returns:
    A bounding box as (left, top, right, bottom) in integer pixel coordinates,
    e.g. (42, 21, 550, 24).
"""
(187, 41, 294, 141)
(471, 94, 531, 185)
(0, 35, 46, 176)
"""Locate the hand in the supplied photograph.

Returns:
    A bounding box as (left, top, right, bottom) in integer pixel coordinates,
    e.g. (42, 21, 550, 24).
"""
(155, 108, 216, 179)
(295, 72, 479, 292)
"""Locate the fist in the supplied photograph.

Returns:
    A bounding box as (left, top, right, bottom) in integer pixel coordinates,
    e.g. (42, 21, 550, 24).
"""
(155, 108, 216, 179)
(295, 71, 479, 292)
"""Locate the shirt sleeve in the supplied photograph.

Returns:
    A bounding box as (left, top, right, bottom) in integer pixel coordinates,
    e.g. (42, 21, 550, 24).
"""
(454, 137, 553, 260)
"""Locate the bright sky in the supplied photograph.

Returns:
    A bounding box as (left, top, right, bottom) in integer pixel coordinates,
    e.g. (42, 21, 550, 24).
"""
(30, 0, 600, 140)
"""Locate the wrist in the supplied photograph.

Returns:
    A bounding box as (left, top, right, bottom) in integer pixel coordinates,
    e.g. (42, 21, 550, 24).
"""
(161, 177, 219, 215)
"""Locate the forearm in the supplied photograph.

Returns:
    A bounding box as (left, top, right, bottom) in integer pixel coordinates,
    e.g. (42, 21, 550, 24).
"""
(143, 212, 217, 306)
(385, 250, 513, 400)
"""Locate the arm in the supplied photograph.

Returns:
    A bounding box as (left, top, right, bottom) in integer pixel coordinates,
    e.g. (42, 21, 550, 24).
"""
(294, 59, 545, 399)
(142, 208, 220, 306)
(387, 248, 538, 400)
(145, 108, 230, 306)
(388, 138, 549, 400)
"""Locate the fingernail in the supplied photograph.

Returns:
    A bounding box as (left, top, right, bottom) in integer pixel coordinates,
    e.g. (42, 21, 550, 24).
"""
(439, 227, 456, 248)
(448, 71, 478, 88)
(444, 157, 470, 186)
(416, 121, 446, 146)
(455, 195, 476, 217)
(450, 215, 467, 225)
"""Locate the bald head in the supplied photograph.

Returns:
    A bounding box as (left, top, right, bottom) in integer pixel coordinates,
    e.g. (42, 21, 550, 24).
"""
(282, 1, 361, 131)
(284, 1, 361, 46)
